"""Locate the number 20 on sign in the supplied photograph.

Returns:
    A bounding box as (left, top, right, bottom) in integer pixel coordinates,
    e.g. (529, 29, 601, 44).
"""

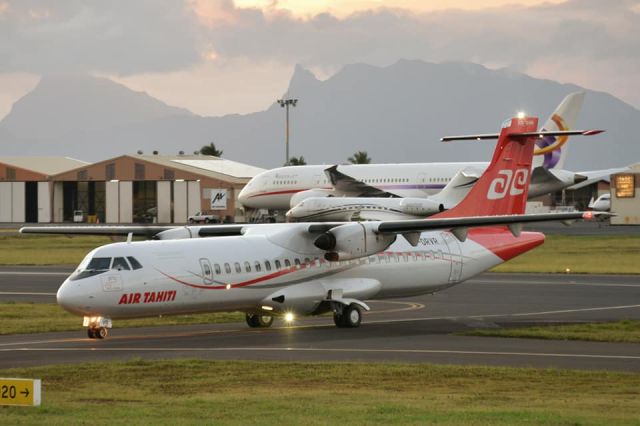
(0, 378, 41, 406)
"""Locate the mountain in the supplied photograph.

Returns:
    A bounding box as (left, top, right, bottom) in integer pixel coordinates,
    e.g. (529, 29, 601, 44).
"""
(0, 74, 192, 140)
(0, 61, 638, 171)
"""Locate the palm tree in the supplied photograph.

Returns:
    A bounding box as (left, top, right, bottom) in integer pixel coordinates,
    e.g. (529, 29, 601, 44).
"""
(348, 151, 371, 164)
(286, 156, 306, 166)
(200, 142, 223, 157)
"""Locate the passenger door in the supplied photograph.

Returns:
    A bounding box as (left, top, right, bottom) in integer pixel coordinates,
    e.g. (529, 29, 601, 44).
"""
(441, 232, 463, 282)
(199, 258, 214, 285)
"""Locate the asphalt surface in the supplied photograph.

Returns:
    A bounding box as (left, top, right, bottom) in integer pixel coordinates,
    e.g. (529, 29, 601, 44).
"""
(1, 267, 639, 372)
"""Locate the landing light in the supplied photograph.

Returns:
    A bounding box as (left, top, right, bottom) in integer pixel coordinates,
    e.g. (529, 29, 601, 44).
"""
(516, 111, 526, 119)
(284, 312, 295, 323)
(261, 305, 274, 311)
(226, 284, 231, 290)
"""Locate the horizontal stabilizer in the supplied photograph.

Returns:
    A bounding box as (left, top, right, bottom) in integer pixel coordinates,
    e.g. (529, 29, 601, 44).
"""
(441, 129, 603, 142)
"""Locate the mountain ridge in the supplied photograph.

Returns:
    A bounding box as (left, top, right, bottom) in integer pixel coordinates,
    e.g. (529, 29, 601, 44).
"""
(0, 60, 637, 170)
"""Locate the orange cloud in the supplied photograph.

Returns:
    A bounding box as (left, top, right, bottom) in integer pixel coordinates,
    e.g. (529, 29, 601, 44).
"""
(232, 0, 566, 18)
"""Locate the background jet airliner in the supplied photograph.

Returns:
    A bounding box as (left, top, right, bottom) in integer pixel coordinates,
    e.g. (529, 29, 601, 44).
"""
(22, 116, 604, 339)
(239, 92, 622, 212)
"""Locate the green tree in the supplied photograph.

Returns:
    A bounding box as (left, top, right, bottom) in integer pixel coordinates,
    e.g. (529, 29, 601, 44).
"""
(200, 142, 223, 157)
(286, 156, 306, 166)
(348, 151, 371, 164)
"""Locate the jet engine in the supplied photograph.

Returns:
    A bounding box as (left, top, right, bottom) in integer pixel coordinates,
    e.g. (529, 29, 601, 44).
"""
(289, 188, 335, 208)
(398, 197, 444, 216)
(313, 222, 396, 261)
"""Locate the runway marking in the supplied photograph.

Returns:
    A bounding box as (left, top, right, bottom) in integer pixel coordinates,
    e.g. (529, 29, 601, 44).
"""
(0, 271, 69, 276)
(468, 280, 640, 288)
(360, 303, 640, 326)
(1, 346, 639, 361)
(0, 291, 56, 296)
(367, 301, 425, 314)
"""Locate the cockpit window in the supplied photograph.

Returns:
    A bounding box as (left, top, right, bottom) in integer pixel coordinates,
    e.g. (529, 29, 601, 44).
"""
(127, 256, 143, 270)
(112, 257, 130, 271)
(69, 257, 111, 281)
(87, 257, 112, 271)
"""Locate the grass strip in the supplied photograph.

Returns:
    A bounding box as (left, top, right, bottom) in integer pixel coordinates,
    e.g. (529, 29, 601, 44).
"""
(491, 235, 640, 274)
(460, 320, 640, 343)
(0, 303, 243, 335)
(1, 360, 639, 424)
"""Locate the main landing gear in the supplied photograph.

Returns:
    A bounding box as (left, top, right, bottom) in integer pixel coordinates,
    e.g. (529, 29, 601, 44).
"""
(245, 313, 274, 328)
(333, 303, 362, 328)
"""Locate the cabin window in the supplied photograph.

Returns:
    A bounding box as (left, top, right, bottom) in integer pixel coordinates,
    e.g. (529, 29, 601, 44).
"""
(244, 261, 251, 272)
(265, 261, 272, 271)
(304, 257, 311, 265)
(284, 259, 291, 268)
(126, 256, 143, 270)
(224, 263, 231, 274)
(234, 262, 241, 273)
(214, 263, 221, 274)
(275, 260, 282, 270)
(255, 261, 262, 272)
(294, 258, 301, 267)
(112, 257, 130, 271)
(403, 253, 409, 262)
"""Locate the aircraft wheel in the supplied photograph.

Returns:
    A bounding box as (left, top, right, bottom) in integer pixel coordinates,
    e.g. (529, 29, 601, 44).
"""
(97, 327, 108, 339)
(246, 313, 273, 328)
(334, 304, 362, 328)
(257, 315, 273, 327)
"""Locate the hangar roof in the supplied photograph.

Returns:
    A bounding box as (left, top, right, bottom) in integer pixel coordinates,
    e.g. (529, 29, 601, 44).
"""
(0, 156, 88, 176)
(131, 155, 265, 181)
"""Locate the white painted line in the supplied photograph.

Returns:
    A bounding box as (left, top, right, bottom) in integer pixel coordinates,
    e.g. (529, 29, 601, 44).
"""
(364, 304, 640, 325)
(0, 271, 69, 276)
(0, 292, 56, 296)
(0, 346, 638, 361)
(468, 280, 640, 288)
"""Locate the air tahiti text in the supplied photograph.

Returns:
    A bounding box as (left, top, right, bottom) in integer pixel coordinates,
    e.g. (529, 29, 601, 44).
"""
(118, 291, 177, 305)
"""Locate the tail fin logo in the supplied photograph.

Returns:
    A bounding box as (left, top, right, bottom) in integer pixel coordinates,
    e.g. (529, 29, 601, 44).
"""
(487, 168, 529, 200)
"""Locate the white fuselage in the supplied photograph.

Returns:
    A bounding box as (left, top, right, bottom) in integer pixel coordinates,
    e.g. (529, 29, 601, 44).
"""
(238, 163, 487, 210)
(56, 224, 543, 320)
(238, 163, 573, 211)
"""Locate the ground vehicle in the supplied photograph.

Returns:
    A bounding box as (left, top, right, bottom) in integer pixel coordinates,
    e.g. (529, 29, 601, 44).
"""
(188, 211, 220, 224)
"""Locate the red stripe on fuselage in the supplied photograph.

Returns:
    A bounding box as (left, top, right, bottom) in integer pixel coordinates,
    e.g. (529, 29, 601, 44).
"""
(156, 264, 311, 290)
(468, 227, 544, 261)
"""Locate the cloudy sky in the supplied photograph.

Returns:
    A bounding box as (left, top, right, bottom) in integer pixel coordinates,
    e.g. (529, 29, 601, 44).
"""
(1, 0, 638, 118)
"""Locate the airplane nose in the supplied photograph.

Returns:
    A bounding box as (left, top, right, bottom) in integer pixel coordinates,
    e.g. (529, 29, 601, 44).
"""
(56, 280, 85, 315)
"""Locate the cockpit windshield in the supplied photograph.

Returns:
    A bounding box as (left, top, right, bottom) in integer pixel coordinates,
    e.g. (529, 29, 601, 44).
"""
(69, 256, 143, 281)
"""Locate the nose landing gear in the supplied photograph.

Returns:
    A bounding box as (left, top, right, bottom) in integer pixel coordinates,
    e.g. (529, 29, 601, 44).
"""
(84, 316, 112, 339)
(87, 327, 109, 339)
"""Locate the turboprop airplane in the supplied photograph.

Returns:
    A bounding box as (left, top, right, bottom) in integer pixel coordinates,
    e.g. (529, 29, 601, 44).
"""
(238, 92, 619, 211)
(21, 115, 604, 339)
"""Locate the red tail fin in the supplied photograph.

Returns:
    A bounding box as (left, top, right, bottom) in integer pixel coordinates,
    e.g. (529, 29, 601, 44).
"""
(435, 116, 539, 218)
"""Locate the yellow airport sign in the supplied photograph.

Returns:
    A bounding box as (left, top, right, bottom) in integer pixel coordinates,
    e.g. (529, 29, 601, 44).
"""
(0, 378, 41, 406)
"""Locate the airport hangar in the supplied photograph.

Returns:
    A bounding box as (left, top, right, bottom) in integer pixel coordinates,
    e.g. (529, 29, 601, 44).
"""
(0, 154, 265, 224)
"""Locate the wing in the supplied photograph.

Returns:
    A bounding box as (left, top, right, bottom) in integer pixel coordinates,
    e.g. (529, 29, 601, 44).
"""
(20, 224, 246, 240)
(311, 211, 610, 261)
(324, 165, 400, 198)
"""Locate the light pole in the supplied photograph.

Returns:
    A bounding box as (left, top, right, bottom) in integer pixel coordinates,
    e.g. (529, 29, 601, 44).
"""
(277, 97, 298, 165)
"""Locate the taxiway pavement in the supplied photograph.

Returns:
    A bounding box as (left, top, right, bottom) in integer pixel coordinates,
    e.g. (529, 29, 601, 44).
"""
(1, 268, 639, 372)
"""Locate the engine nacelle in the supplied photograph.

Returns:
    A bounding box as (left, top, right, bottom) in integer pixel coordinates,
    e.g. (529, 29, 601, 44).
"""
(314, 222, 396, 261)
(289, 188, 335, 208)
(398, 197, 443, 216)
